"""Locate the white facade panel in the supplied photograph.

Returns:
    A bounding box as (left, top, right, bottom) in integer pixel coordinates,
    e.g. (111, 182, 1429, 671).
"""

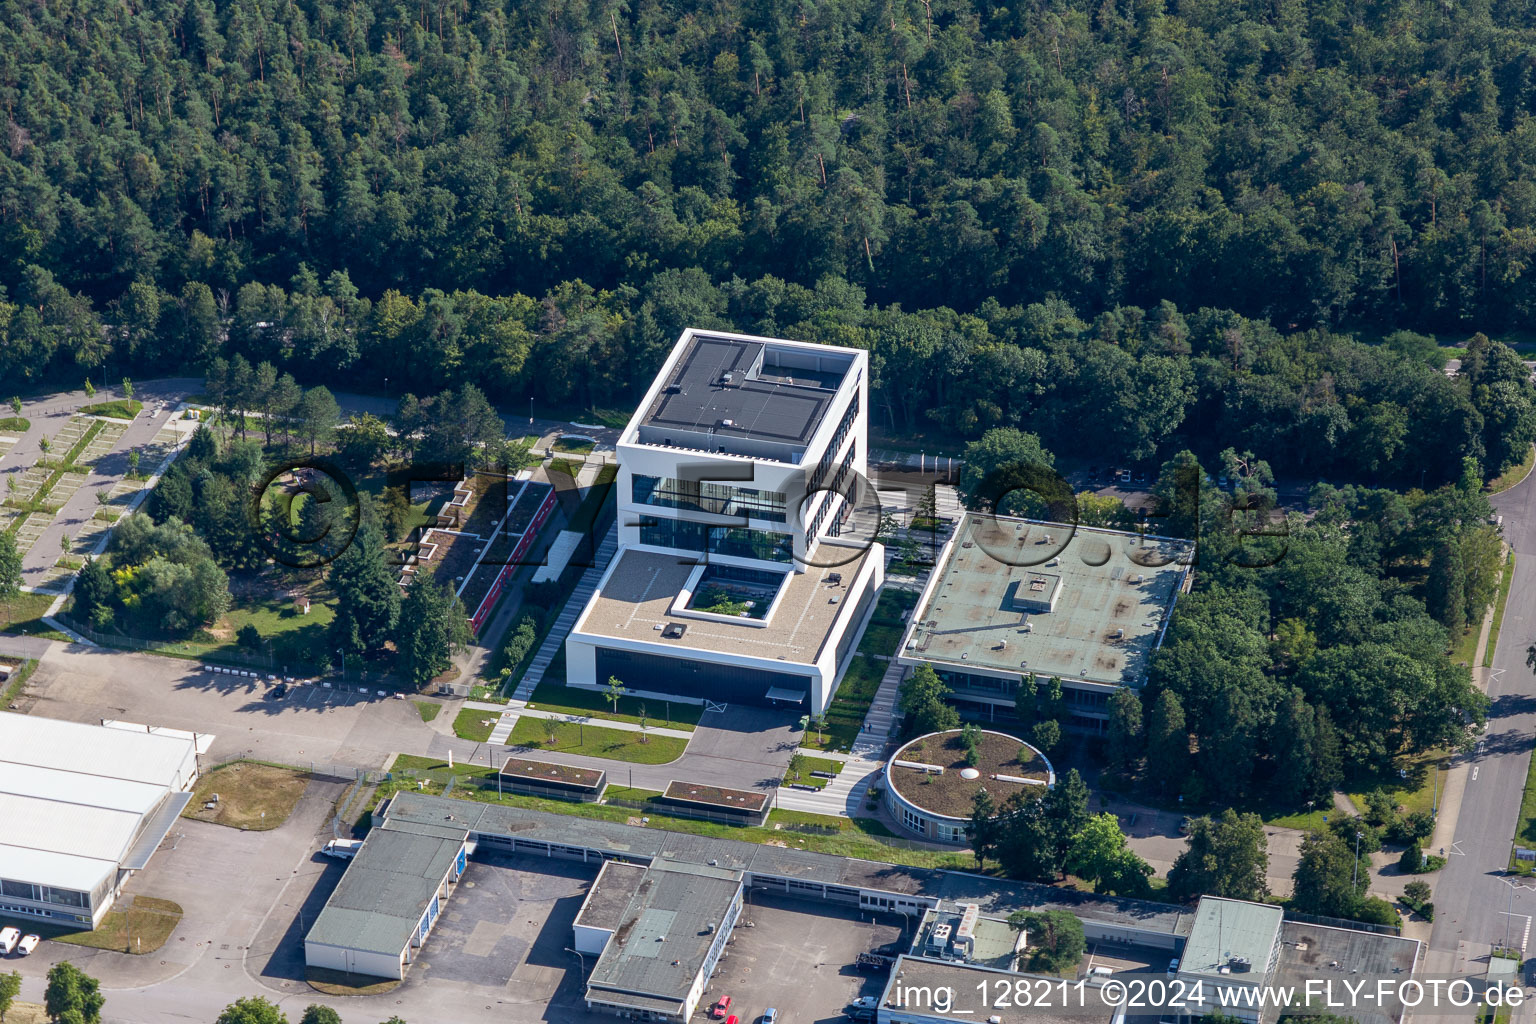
(304, 941, 406, 981)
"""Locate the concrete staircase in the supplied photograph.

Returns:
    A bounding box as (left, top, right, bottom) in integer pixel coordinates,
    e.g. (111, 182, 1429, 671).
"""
(851, 657, 907, 760)
(488, 522, 619, 744)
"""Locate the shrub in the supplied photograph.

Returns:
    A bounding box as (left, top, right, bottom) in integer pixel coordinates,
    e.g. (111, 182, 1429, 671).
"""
(1350, 896, 1400, 927)
(1398, 841, 1423, 874)
(236, 623, 262, 650)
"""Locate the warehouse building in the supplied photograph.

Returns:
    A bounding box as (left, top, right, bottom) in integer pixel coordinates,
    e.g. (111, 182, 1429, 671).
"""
(0, 715, 208, 928)
(304, 813, 470, 979)
(565, 329, 884, 714)
(576, 859, 743, 1021)
(898, 514, 1192, 731)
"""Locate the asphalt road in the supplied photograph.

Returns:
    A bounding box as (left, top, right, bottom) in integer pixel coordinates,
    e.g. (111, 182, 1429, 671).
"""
(1428, 464, 1536, 970)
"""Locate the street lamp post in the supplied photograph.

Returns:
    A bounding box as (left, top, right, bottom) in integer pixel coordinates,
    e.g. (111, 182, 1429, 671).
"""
(565, 947, 589, 979)
(1353, 830, 1364, 890)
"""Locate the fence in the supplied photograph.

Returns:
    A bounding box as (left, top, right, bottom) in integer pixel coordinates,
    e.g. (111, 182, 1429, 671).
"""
(204, 754, 388, 784)
(57, 613, 396, 683)
(1283, 908, 1403, 936)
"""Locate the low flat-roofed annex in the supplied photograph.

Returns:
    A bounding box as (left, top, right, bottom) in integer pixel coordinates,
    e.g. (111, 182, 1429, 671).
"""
(902, 514, 1192, 687)
(573, 543, 874, 667)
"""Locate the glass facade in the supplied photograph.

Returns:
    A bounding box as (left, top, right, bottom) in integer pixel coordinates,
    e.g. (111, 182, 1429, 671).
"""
(0, 878, 88, 910)
(638, 517, 793, 562)
(632, 475, 788, 523)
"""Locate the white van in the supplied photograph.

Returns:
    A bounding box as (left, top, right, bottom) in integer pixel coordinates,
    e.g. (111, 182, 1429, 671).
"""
(1089, 965, 1114, 978)
(322, 839, 364, 860)
(0, 928, 18, 955)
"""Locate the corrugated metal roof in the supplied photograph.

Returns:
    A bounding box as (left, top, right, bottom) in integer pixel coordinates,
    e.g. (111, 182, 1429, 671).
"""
(384, 793, 1193, 937)
(304, 821, 464, 957)
(587, 865, 740, 1003)
(0, 714, 197, 785)
(0, 761, 169, 816)
(0, 792, 142, 863)
(0, 843, 116, 894)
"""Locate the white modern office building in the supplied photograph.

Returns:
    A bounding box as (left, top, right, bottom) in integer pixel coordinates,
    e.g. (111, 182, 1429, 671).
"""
(0, 715, 208, 928)
(566, 329, 884, 713)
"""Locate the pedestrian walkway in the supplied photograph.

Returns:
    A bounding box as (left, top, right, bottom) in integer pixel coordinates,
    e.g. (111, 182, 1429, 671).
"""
(776, 755, 884, 815)
(487, 522, 620, 744)
(852, 658, 907, 759)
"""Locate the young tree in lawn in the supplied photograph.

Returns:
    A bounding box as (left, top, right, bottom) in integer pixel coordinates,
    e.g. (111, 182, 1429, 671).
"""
(83, 378, 95, 398)
(214, 996, 288, 1024)
(121, 377, 133, 400)
(1291, 828, 1367, 918)
(0, 531, 20, 619)
(0, 970, 20, 1023)
(395, 579, 469, 687)
(810, 711, 827, 745)
(297, 386, 341, 455)
(327, 521, 402, 661)
(898, 664, 959, 735)
(605, 675, 627, 715)
(1167, 809, 1269, 903)
(787, 751, 806, 781)
(1145, 689, 1190, 796)
(8, 397, 18, 417)
(1106, 686, 1144, 778)
(1068, 812, 1153, 897)
(1007, 910, 1085, 974)
(45, 962, 104, 1024)
(127, 449, 140, 479)
(1032, 718, 1061, 755)
(967, 788, 997, 869)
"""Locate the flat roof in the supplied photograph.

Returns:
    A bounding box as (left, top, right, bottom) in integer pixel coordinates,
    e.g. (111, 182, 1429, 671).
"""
(574, 544, 873, 667)
(576, 861, 649, 932)
(587, 862, 741, 1008)
(902, 516, 1191, 687)
(1275, 921, 1419, 1024)
(381, 793, 1194, 938)
(499, 756, 605, 790)
(0, 713, 197, 786)
(879, 956, 1109, 1024)
(0, 715, 202, 894)
(305, 820, 464, 957)
(919, 906, 1025, 969)
(637, 334, 853, 454)
(1180, 897, 1284, 980)
(661, 781, 768, 813)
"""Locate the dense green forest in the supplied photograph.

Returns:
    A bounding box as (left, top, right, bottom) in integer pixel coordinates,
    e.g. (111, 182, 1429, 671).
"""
(6, 0, 1536, 482)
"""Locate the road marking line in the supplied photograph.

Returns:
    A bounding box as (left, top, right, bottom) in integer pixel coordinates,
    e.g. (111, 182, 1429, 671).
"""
(1473, 766, 1480, 781)
(1500, 911, 1532, 953)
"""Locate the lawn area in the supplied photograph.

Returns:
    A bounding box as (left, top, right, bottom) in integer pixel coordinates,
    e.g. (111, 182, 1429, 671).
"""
(413, 700, 442, 722)
(0, 657, 38, 708)
(389, 772, 974, 869)
(508, 717, 688, 764)
(307, 967, 401, 995)
(0, 416, 29, 433)
(454, 707, 501, 742)
(1514, 738, 1536, 856)
(0, 896, 183, 955)
(1489, 444, 1536, 494)
(79, 398, 143, 419)
(1449, 620, 1479, 667)
(552, 436, 596, 454)
(857, 622, 904, 658)
(1486, 551, 1516, 667)
(785, 754, 845, 789)
(804, 654, 885, 752)
(1346, 749, 1447, 818)
(1263, 807, 1331, 831)
(526, 679, 702, 730)
(0, 591, 58, 633)
(194, 594, 337, 669)
(605, 785, 664, 802)
(182, 761, 310, 830)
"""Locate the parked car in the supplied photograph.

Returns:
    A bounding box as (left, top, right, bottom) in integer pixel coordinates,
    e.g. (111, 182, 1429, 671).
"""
(724, 1016, 738, 1024)
(267, 683, 288, 700)
(1167, 957, 1181, 976)
(16, 934, 39, 956)
(322, 838, 364, 859)
(0, 928, 17, 955)
(763, 1010, 779, 1024)
(712, 996, 733, 1019)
